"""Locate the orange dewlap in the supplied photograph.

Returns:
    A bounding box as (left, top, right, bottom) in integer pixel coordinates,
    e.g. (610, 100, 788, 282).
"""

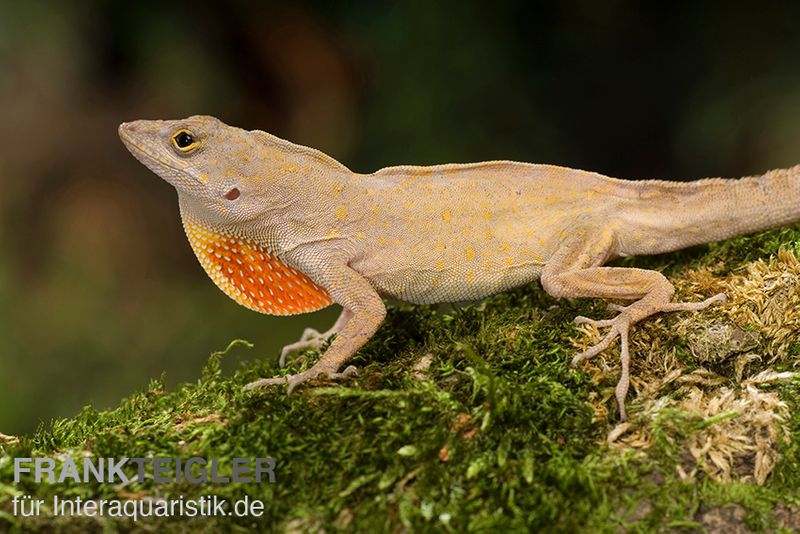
(184, 221, 332, 315)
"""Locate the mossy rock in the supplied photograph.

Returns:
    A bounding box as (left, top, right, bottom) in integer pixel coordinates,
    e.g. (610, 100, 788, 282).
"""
(1, 227, 799, 533)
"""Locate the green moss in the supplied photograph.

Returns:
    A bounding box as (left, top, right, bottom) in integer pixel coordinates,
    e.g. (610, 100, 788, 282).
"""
(1, 226, 799, 532)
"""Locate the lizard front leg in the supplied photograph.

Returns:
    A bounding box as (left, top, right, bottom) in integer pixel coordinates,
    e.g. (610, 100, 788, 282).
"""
(245, 264, 386, 393)
(540, 229, 725, 420)
(278, 308, 353, 368)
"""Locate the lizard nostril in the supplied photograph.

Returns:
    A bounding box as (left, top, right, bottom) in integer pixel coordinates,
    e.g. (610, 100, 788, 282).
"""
(224, 187, 241, 201)
(119, 122, 138, 136)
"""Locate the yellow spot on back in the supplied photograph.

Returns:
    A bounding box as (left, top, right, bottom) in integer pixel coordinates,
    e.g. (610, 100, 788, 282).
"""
(484, 210, 492, 221)
(504, 257, 513, 266)
(435, 243, 446, 252)
(435, 260, 446, 271)
(335, 205, 348, 220)
(501, 242, 510, 251)
(199, 174, 208, 183)
(401, 176, 419, 187)
(466, 270, 475, 282)
(465, 246, 475, 261)
(442, 210, 451, 222)
(403, 201, 414, 210)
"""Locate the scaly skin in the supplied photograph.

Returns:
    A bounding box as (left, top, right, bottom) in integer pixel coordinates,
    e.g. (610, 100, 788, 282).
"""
(119, 115, 800, 420)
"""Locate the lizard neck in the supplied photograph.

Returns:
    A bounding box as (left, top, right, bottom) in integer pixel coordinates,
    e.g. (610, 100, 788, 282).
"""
(616, 165, 800, 255)
(179, 206, 332, 316)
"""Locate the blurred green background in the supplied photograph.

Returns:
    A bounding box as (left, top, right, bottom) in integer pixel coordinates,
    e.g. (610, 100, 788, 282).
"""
(0, 1, 798, 434)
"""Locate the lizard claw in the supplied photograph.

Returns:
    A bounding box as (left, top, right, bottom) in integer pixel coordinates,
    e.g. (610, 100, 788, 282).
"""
(244, 365, 358, 393)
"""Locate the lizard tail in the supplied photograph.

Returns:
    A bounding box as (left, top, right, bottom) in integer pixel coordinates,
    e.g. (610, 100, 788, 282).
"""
(616, 164, 800, 254)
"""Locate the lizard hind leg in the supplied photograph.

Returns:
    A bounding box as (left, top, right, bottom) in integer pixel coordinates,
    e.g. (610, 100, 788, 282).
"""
(542, 239, 726, 420)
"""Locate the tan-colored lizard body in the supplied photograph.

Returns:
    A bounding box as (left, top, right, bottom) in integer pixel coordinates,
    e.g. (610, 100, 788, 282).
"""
(119, 115, 800, 419)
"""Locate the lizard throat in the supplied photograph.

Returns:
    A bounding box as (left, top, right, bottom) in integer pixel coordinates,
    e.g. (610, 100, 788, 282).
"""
(183, 220, 332, 315)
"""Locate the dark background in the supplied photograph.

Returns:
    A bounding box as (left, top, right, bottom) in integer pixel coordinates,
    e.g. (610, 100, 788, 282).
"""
(1, 1, 798, 433)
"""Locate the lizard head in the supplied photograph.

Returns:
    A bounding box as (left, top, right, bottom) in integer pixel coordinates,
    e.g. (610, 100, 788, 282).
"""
(119, 115, 299, 224)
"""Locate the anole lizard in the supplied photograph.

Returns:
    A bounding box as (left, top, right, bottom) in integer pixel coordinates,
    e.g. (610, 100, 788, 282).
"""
(119, 115, 800, 420)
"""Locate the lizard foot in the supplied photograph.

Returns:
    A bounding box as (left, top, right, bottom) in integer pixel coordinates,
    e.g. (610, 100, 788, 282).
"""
(244, 365, 358, 394)
(577, 293, 727, 324)
(571, 292, 727, 421)
(279, 327, 334, 368)
(571, 314, 633, 420)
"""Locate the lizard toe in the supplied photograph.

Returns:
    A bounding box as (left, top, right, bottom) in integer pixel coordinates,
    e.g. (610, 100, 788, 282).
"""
(571, 317, 633, 420)
(245, 365, 359, 395)
(573, 315, 615, 327)
(606, 302, 629, 313)
(285, 365, 358, 394)
(662, 292, 727, 312)
(243, 376, 290, 390)
(279, 335, 327, 368)
(299, 327, 323, 342)
(339, 365, 358, 378)
(571, 324, 622, 366)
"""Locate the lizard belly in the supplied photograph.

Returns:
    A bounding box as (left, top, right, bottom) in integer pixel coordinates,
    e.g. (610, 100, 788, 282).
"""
(362, 263, 544, 305)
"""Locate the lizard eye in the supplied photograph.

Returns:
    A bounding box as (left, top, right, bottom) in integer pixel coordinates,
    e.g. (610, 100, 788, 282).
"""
(224, 187, 241, 201)
(171, 129, 198, 152)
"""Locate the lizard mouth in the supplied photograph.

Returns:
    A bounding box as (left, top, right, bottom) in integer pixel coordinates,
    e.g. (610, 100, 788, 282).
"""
(118, 121, 200, 190)
(118, 122, 181, 173)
